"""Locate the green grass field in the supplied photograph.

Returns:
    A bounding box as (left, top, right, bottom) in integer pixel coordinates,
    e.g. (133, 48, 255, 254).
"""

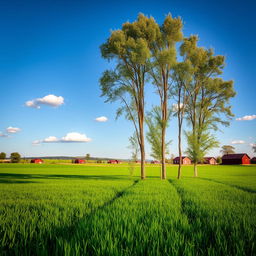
(0, 164, 255, 255)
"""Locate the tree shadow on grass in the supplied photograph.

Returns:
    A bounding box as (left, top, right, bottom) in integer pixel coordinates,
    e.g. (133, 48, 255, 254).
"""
(0, 179, 40, 184)
(0, 173, 132, 183)
(198, 177, 256, 194)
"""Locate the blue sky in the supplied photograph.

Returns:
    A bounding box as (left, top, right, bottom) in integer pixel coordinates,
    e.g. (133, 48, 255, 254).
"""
(0, 0, 255, 158)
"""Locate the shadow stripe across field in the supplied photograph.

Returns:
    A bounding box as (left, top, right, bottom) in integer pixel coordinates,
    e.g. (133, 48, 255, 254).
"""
(197, 177, 256, 194)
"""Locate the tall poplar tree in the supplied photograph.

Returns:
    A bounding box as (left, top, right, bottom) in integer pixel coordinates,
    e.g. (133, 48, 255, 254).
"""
(149, 14, 183, 179)
(181, 36, 236, 177)
(172, 61, 192, 179)
(100, 14, 159, 179)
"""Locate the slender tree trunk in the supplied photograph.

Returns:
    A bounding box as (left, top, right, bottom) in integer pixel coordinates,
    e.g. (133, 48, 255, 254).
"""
(177, 88, 182, 179)
(192, 92, 197, 178)
(140, 143, 145, 179)
(177, 123, 182, 179)
(138, 99, 145, 180)
(194, 162, 198, 177)
(161, 123, 166, 179)
(161, 73, 168, 180)
(140, 127, 145, 179)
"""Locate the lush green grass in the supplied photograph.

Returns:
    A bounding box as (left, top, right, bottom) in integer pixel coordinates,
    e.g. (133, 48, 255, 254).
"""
(0, 164, 255, 255)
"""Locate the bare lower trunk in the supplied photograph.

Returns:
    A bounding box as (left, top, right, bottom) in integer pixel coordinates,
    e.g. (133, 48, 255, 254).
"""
(194, 162, 198, 177)
(161, 74, 168, 180)
(161, 125, 166, 179)
(178, 162, 181, 179)
(177, 143, 182, 179)
(140, 142, 145, 179)
(177, 116, 182, 179)
(139, 108, 145, 180)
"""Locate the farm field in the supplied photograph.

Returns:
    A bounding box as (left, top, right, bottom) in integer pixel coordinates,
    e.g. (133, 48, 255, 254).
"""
(0, 164, 255, 255)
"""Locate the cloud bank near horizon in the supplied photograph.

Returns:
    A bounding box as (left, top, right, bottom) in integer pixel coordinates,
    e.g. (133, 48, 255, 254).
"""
(33, 132, 92, 145)
(26, 94, 64, 109)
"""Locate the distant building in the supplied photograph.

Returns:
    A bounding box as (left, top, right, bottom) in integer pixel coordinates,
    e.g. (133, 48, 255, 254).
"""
(151, 160, 160, 164)
(173, 156, 191, 165)
(107, 160, 119, 164)
(74, 159, 85, 164)
(250, 157, 256, 164)
(222, 154, 250, 165)
(203, 157, 217, 165)
(30, 159, 43, 164)
(0, 159, 11, 163)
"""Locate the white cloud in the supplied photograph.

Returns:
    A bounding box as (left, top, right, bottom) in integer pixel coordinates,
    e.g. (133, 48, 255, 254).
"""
(6, 127, 21, 133)
(60, 132, 91, 142)
(95, 116, 108, 122)
(25, 100, 40, 109)
(43, 136, 59, 142)
(33, 132, 91, 145)
(25, 94, 64, 109)
(231, 140, 245, 144)
(236, 115, 256, 121)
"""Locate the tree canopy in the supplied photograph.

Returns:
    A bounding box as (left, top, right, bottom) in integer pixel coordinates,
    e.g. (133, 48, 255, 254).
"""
(220, 145, 235, 155)
(10, 152, 21, 163)
(0, 152, 6, 160)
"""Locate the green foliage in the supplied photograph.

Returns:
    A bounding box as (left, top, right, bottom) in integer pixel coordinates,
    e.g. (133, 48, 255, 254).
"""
(127, 133, 140, 176)
(216, 156, 222, 164)
(181, 36, 236, 129)
(10, 152, 21, 163)
(0, 152, 6, 160)
(85, 153, 90, 161)
(185, 129, 219, 163)
(128, 132, 139, 161)
(146, 106, 171, 160)
(220, 145, 235, 155)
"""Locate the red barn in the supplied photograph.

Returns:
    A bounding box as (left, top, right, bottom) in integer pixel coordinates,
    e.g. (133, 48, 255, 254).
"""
(30, 159, 43, 164)
(173, 156, 191, 165)
(203, 157, 217, 165)
(151, 160, 160, 164)
(74, 159, 85, 164)
(107, 160, 119, 164)
(222, 154, 250, 165)
(250, 157, 256, 164)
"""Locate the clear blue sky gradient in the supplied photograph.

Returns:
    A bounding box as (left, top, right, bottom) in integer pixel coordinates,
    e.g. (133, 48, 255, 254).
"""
(0, 0, 255, 158)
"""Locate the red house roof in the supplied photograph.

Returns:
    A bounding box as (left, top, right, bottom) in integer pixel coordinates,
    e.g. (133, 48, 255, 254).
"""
(173, 156, 190, 161)
(204, 157, 216, 161)
(74, 159, 85, 163)
(31, 158, 43, 163)
(108, 160, 119, 163)
(222, 154, 250, 160)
